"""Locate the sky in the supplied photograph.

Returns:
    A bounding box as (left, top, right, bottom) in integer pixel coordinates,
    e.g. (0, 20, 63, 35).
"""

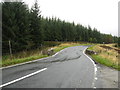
(24, 0, 119, 36)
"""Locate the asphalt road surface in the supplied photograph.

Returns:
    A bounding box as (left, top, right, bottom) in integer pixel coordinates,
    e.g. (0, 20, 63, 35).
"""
(1, 46, 118, 88)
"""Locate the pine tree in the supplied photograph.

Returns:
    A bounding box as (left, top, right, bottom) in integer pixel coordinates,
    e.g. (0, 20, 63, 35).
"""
(2, 2, 30, 53)
(30, 0, 43, 48)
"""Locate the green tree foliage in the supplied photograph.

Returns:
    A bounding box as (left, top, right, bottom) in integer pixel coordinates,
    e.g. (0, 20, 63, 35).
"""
(30, 0, 42, 49)
(2, 2, 30, 54)
(2, 1, 118, 55)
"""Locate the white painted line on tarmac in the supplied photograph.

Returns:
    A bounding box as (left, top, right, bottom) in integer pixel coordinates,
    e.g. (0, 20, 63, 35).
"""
(83, 48, 97, 73)
(52, 48, 67, 57)
(83, 47, 98, 88)
(0, 68, 47, 88)
(95, 77, 98, 80)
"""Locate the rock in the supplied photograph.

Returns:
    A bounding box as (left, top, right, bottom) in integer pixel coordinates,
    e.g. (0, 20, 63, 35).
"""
(86, 49, 97, 55)
(47, 48, 54, 56)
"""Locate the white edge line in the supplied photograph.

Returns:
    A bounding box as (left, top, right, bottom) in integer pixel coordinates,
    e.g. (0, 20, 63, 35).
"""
(83, 47, 97, 72)
(95, 77, 98, 80)
(0, 68, 47, 88)
(93, 87, 97, 89)
(0, 48, 66, 70)
(52, 48, 66, 57)
(83, 47, 97, 88)
(83, 48, 96, 67)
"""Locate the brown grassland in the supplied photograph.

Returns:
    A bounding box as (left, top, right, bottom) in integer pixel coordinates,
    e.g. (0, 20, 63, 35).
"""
(88, 44, 120, 70)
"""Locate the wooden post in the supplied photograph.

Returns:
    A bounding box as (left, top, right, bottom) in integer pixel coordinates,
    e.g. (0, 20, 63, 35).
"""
(9, 40, 12, 58)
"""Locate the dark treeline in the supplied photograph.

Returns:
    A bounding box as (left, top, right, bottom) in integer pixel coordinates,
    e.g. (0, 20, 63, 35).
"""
(41, 17, 118, 43)
(2, 1, 119, 55)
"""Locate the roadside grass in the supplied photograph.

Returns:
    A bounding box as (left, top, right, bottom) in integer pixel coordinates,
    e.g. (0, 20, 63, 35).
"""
(2, 41, 93, 67)
(2, 48, 50, 67)
(87, 44, 120, 70)
(53, 42, 93, 52)
(91, 55, 120, 70)
(105, 43, 119, 49)
(87, 45, 95, 50)
(1, 55, 48, 67)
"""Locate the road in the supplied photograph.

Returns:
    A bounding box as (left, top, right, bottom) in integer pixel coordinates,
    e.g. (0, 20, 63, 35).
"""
(1, 46, 118, 88)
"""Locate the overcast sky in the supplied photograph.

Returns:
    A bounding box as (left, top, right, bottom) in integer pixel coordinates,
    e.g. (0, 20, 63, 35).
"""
(23, 0, 119, 36)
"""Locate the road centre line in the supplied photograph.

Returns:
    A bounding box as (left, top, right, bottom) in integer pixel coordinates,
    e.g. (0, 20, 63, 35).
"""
(0, 68, 47, 88)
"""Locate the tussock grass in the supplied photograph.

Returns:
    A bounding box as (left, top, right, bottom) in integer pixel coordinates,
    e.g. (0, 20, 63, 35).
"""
(1, 55, 48, 67)
(92, 55, 120, 70)
(105, 43, 119, 49)
(88, 44, 120, 70)
(53, 42, 93, 52)
(2, 48, 49, 67)
(2, 43, 54, 67)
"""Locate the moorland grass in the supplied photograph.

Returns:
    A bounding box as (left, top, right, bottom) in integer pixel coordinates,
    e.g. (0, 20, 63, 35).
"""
(88, 44, 120, 71)
(1, 55, 48, 67)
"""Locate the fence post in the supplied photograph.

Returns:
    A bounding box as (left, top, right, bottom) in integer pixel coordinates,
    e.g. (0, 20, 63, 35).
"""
(9, 40, 12, 58)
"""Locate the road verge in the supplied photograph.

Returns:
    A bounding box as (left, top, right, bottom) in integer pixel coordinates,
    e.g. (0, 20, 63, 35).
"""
(87, 44, 120, 71)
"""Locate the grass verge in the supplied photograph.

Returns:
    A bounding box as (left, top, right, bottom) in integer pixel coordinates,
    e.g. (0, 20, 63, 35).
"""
(91, 55, 120, 70)
(53, 42, 93, 53)
(1, 55, 48, 67)
(87, 44, 120, 71)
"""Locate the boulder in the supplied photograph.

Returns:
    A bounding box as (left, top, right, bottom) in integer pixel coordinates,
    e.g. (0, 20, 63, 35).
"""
(47, 48, 54, 56)
(86, 49, 97, 55)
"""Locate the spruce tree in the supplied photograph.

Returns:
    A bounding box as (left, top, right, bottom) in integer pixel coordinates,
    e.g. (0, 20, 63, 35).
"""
(30, 0, 42, 48)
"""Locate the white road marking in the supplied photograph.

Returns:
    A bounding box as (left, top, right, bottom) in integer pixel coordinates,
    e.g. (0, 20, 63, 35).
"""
(95, 77, 98, 80)
(0, 68, 47, 88)
(52, 48, 66, 57)
(83, 48, 98, 73)
(83, 47, 98, 88)
(95, 67, 97, 75)
(93, 86, 97, 89)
